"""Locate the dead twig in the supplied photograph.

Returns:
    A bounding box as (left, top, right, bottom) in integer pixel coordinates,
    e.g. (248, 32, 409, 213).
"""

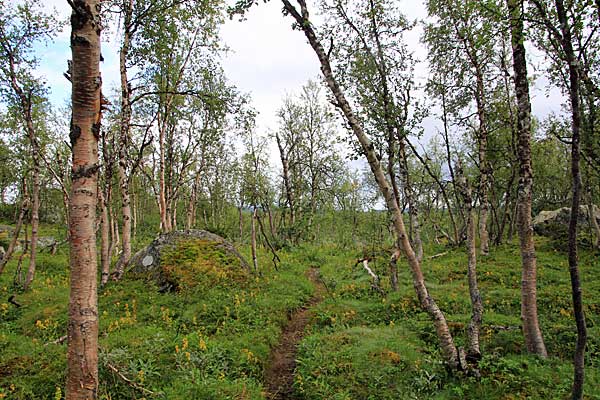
(45, 335, 67, 346)
(428, 251, 449, 260)
(106, 362, 155, 395)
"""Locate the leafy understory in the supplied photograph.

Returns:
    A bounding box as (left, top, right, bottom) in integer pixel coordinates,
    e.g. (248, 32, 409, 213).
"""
(0, 236, 598, 399)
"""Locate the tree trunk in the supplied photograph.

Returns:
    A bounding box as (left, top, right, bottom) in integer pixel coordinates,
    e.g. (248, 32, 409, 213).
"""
(112, 11, 133, 280)
(281, 0, 459, 369)
(112, 162, 131, 280)
(99, 188, 110, 286)
(587, 189, 600, 249)
(456, 161, 483, 361)
(399, 139, 423, 262)
(555, 0, 588, 397)
(66, 0, 101, 397)
(0, 188, 29, 275)
(251, 208, 258, 273)
(158, 117, 170, 232)
(389, 248, 400, 292)
(132, 189, 137, 241)
(276, 132, 295, 226)
(507, 0, 548, 358)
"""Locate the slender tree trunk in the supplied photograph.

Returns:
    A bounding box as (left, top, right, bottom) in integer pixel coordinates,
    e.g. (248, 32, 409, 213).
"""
(399, 139, 423, 262)
(508, 199, 518, 242)
(112, 1, 133, 280)
(281, 0, 459, 369)
(132, 189, 137, 241)
(112, 163, 131, 280)
(66, 0, 101, 396)
(267, 204, 276, 238)
(587, 190, 600, 249)
(21, 113, 40, 291)
(555, 0, 587, 396)
(497, 169, 517, 245)
(276, 132, 295, 226)
(5, 37, 40, 290)
(0, 188, 29, 275)
(456, 161, 483, 361)
(251, 208, 258, 273)
(507, 0, 548, 358)
(389, 248, 400, 292)
(99, 188, 110, 287)
(158, 118, 170, 232)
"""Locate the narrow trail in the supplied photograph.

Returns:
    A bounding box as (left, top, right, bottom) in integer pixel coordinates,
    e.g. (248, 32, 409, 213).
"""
(264, 267, 325, 400)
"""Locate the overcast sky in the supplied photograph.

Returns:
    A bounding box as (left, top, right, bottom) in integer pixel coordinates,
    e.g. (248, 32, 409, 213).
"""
(34, 0, 564, 147)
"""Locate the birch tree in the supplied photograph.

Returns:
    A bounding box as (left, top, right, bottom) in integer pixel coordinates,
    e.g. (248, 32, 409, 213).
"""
(66, 0, 102, 396)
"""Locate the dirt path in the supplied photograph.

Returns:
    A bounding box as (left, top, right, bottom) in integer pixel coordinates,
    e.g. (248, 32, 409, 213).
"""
(264, 267, 325, 400)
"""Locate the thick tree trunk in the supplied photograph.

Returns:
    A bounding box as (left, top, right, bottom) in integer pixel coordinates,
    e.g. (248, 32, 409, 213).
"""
(66, 0, 101, 397)
(555, 0, 587, 397)
(282, 0, 459, 369)
(507, 0, 548, 358)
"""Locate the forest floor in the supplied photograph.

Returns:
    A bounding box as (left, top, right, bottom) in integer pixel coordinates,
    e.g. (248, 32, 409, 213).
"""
(264, 268, 325, 399)
(0, 224, 599, 399)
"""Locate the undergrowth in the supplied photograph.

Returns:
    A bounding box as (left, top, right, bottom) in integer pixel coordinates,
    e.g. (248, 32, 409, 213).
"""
(0, 233, 598, 399)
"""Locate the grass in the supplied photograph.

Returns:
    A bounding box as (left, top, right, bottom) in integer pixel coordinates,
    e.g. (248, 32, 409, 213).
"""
(0, 230, 598, 399)
(0, 239, 313, 399)
(293, 239, 600, 399)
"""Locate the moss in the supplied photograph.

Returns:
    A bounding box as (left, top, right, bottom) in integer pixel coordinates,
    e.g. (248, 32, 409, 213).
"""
(159, 239, 249, 291)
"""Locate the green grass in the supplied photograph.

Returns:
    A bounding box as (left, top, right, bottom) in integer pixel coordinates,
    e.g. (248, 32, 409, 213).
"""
(0, 233, 598, 399)
(0, 240, 313, 399)
(293, 239, 600, 399)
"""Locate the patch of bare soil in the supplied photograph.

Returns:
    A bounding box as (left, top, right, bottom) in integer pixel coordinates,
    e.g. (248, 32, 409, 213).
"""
(264, 267, 325, 399)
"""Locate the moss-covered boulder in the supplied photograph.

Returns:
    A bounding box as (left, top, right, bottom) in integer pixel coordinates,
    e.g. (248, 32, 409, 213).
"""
(533, 205, 599, 237)
(128, 229, 250, 292)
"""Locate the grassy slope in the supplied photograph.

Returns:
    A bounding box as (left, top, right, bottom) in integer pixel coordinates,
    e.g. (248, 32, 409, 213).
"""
(0, 237, 313, 399)
(0, 229, 598, 399)
(294, 238, 600, 399)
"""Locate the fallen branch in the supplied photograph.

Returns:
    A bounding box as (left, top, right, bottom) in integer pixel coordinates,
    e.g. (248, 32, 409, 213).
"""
(45, 335, 67, 346)
(106, 362, 154, 395)
(428, 251, 449, 260)
(355, 258, 385, 296)
(8, 294, 21, 308)
(362, 259, 379, 283)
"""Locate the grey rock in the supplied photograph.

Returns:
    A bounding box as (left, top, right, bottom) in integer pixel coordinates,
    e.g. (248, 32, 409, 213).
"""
(128, 229, 249, 290)
(533, 205, 600, 237)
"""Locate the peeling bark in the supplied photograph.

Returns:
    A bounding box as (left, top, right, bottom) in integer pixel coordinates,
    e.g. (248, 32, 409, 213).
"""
(66, 0, 101, 397)
(507, 0, 547, 358)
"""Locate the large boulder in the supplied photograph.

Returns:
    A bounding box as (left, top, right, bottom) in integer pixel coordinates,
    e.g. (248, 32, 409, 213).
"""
(533, 205, 600, 237)
(128, 229, 250, 292)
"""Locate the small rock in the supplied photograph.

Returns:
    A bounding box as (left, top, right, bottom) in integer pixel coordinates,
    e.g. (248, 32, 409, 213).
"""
(142, 255, 154, 267)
